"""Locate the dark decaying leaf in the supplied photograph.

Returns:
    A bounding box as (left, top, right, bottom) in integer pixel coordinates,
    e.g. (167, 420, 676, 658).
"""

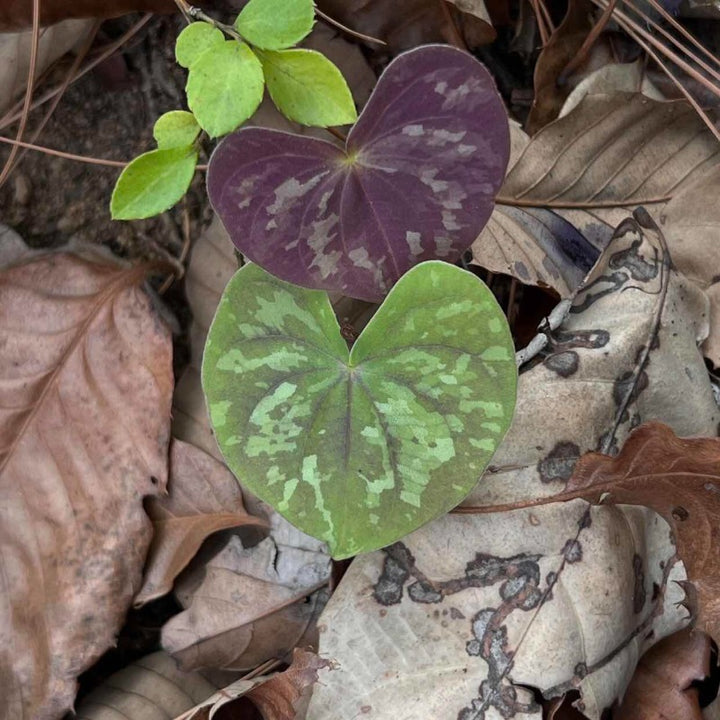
(614, 628, 711, 720)
(567, 422, 720, 642)
(315, 0, 495, 51)
(0, 247, 173, 720)
(208, 45, 509, 302)
(135, 439, 268, 605)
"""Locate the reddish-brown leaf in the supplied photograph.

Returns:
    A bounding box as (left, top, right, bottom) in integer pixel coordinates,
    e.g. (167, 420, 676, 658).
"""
(568, 422, 720, 641)
(526, 0, 594, 133)
(0, 249, 173, 720)
(136, 439, 269, 605)
(615, 628, 711, 720)
(247, 649, 332, 720)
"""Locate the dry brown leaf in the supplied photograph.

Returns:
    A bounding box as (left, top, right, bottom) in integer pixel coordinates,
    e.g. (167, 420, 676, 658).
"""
(247, 649, 331, 720)
(74, 651, 223, 720)
(162, 531, 331, 672)
(136, 439, 268, 605)
(526, 0, 594, 133)
(567, 422, 720, 642)
(614, 628, 710, 720)
(503, 94, 719, 206)
(315, 0, 494, 51)
(0, 246, 173, 720)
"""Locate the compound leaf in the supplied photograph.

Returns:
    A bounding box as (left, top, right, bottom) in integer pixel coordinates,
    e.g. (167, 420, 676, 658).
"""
(175, 21, 224, 69)
(187, 40, 264, 138)
(153, 110, 201, 149)
(208, 45, 509, 302)
(235, 0, 315, 50)
(259, 48, 357, 126)
(111, 146, 197, 220)
(202, 261, 516, 558)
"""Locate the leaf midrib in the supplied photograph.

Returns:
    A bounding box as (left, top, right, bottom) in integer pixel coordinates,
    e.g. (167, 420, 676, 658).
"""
(0, 262, 149, 476)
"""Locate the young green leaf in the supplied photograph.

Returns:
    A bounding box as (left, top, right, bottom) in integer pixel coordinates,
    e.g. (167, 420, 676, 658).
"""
(153, 110, 201, 149)
(111, 146, 198, 220)
(258, 48, 357, 126)
(187, 41, 264, 138)
(235, 0, 314, 50)
(203, 261, 517, 558)
(175, 21, 225, 69)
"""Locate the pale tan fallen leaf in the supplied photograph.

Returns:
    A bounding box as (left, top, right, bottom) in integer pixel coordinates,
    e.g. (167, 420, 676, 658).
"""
(306, 212, 717, 720)
(74, 651, 223, 720)
(615, 623, 710, 719)
(136, 439, 268, 605)
(162, 531, 330, 673)
(661, 163, 720, 366)
(0, 245, 173, 720)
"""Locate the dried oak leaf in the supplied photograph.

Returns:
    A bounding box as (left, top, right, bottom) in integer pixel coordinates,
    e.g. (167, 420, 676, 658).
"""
(136, 439, 269, 605)
(247, 649, 332, 720)
(0, 247, 173, 720)
(614, 628, 711, 720)
(568, 422, 720, 642)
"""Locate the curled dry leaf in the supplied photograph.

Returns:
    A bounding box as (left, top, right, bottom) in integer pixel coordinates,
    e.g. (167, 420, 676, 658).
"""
(474, 93, 720, 295)
(306, 212, 718, 720)
(136, 439, 268, 605)
(568, 422, 720, 642)
(74, 651, 223, 720)
(559, 60, 665, 117)
(0, 245, 173, 720)
(614, 628, 711, 720)
(246, 649, 331, 720)
(162, 532, 331, 672)
(525, 0, 594, 134)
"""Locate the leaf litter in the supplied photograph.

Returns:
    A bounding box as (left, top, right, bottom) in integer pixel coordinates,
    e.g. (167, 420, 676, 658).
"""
(3, 3, 720, 720)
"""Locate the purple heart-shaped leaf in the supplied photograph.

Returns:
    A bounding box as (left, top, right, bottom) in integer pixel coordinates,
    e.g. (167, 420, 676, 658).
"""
(207, 45, 510, 302)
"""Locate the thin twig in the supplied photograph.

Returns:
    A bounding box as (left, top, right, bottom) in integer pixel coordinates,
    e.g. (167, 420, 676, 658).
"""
(530, 0, 550, 46)
(315, 7, 386, 45)
(7, 21, 102, 179)
(0, 0, 40, 189)
(0, 136, 130, 167)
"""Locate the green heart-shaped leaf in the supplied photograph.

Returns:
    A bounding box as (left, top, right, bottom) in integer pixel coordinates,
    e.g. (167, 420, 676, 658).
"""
(203, 261, 517, 558)
(175, 21, 224, 69)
